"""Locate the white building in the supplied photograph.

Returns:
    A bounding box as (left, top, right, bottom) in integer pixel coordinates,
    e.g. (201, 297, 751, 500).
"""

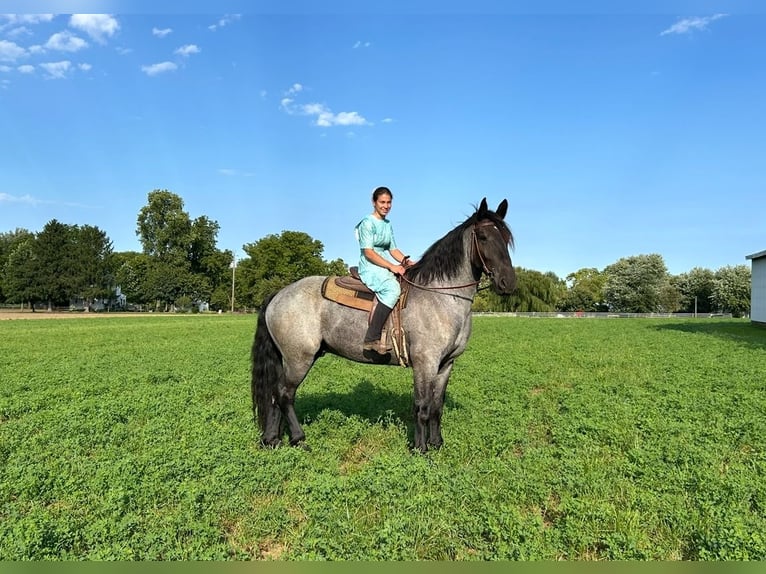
(746, 249, 766, 326)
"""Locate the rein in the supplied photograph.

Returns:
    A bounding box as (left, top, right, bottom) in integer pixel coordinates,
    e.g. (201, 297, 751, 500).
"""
(399, 220, 505, 293)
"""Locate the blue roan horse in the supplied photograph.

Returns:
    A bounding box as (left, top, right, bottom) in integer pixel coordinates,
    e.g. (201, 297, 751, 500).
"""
(251, 198, 516, 452)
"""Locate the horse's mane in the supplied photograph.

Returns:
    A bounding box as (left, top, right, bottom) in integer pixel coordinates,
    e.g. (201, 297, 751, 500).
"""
(406, 206, 514, 285)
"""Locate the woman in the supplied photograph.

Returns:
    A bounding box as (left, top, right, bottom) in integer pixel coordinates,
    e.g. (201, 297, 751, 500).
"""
(355, 186, 415, 352)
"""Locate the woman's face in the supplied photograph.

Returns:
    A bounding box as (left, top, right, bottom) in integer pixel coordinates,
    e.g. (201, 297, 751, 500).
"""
(372, 193, 392, 219)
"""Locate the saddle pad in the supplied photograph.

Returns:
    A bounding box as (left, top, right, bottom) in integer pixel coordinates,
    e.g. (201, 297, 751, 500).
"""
(321, 276, 375, 312)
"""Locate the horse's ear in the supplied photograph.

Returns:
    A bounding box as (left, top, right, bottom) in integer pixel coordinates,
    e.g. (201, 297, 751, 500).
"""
(496, 199, 508, 219)
(478, 198, 488, 216)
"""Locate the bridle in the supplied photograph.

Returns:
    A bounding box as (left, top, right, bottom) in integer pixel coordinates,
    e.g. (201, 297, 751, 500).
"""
(399, 219, 509, 293)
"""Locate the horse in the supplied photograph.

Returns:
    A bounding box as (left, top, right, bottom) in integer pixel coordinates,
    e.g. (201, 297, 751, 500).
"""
(251, 198, 516, 452)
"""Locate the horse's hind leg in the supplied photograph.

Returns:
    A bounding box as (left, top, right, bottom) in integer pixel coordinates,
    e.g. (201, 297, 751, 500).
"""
(261, 401, 283, 448)
(278, 354, 317, 447)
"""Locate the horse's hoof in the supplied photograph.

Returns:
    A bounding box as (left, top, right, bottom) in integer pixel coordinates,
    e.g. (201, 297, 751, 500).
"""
(260, 438, 282, 449)
(291, 440, 311, 451)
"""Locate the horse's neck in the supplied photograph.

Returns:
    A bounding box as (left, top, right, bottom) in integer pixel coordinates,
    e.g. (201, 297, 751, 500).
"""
(415, 233, 477, 303)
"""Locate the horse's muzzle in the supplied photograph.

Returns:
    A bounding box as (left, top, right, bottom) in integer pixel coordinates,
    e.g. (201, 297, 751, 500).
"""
(494, 272, 516, 295)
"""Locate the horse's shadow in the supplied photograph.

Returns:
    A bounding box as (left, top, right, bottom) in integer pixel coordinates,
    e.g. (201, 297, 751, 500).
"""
(296, 378, 461, 442)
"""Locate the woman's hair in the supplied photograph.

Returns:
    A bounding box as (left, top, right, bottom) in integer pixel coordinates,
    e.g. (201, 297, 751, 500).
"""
(372, 186, 393, 201)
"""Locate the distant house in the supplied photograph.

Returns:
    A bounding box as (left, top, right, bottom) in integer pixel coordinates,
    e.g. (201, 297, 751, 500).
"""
(746, 249, 766, 326)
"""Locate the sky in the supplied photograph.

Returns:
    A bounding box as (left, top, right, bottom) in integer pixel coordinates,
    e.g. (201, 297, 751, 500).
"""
(1, 1, 765, 279)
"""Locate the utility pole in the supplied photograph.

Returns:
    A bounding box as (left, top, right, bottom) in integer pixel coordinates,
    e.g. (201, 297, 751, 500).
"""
(230, 254, 236, 313)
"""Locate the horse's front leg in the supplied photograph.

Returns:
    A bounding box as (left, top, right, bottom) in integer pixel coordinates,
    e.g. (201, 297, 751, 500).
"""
(412, 359, 453, 452)
(427, 360, 454, 450)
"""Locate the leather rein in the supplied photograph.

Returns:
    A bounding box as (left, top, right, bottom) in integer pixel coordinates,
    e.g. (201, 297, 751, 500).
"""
(398, 220, 508, 293)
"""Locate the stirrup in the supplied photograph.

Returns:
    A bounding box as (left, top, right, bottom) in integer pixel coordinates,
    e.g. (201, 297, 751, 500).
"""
(363, 339, 392, 353)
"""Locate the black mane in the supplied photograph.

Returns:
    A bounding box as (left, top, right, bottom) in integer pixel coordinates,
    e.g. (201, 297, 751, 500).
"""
(406, 206, 513, 285)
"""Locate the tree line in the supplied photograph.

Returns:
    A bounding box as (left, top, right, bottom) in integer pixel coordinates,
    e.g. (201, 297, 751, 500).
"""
(0, 189, 752, 316)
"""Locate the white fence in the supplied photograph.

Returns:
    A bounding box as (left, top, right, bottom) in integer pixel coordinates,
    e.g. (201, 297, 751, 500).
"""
(475, 312, 735, 319)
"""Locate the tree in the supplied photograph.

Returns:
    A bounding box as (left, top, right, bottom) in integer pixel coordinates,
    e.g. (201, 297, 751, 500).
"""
(135, 190, 226, 310)
(237, 230, 344, 309)
(559, 267, 607, 312)
(0, 228, 34, 303)
(657, 280, 682, 313)
(711, 265, 751, 317)
(113, 251, 151, 306)
(2, 237, 40, 309)
(32, 219, 78, 310)
(675, 267, 715, 314)
(71, 224, 115, 309)
(476, 267, 563, 312)
(603, 254, 668, 313)
(136, 190, 192, 262)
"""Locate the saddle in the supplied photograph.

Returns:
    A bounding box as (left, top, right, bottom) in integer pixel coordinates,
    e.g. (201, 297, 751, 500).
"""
(321, 267, 410, 366)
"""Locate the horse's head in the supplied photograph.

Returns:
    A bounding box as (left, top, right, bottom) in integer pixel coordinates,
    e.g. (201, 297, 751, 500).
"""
(472, 198, 516, 295)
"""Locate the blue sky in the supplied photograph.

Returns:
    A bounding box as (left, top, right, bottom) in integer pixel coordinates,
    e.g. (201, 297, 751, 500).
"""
(1, 2, 764, 279)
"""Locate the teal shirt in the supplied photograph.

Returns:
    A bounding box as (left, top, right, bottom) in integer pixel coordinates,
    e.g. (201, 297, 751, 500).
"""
(355, 214, 401, 308)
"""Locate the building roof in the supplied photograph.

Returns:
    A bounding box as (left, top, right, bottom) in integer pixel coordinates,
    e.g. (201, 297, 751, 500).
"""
(746, 249, 766, 261)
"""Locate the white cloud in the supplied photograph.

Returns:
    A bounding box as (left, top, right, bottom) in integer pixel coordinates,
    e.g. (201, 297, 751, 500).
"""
(286, 83, 303, 95)
(45, 31, 89, 53)
(17, 64, 34, 74)
(0, 39, 26, 62)
(78, 63, 91, 71)
(6, 26, 32, 38)
(0, 193, 40, 205)
(353, 40, 371, 49)
(281, 98, 371, 128)
(661, 13, 728, 36)
(208, 14, 241, 31)
(40, 60, 71, 79)
(0, 192, 98, 208)
(152, 27, 172, 38)
(141, 61, 177, 76)
(174, 44, 200, 57)
(69, 14, 119, 44)
(1, 14, 54, 26)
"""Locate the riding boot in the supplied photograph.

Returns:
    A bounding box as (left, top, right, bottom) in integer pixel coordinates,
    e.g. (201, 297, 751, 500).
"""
(363, 302, 393, 352)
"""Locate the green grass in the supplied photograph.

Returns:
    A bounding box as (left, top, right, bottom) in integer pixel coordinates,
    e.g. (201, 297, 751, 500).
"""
(1, 315, 765, 560)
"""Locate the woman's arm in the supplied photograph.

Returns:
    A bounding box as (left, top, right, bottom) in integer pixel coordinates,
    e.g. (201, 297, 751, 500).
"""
(363, 248, 405, 275)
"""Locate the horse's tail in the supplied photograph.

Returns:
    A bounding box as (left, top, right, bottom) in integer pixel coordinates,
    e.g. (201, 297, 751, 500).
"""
(251, 294, 283, 433)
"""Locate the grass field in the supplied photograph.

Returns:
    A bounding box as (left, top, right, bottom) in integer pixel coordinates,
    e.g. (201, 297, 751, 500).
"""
(1, 314, 765, 560)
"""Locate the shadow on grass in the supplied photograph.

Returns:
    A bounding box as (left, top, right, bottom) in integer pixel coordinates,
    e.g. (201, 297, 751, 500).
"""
(296, 378, 463, 445)
(653, 320, 766, 351)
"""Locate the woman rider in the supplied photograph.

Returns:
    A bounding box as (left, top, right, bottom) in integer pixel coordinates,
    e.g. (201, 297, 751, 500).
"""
(354, 186, 415, 352)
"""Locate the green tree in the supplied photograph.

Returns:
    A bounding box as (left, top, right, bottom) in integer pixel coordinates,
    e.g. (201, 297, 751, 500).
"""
(477, 267, 563, 312)
(113, 251, 151, 306)
(137, 190, 192, 262)
(237, 230, 342, 309)
(675, 267, 715, 314)
(711, 265, 751, 317)
(559, 267, 607, 312)
(72, 224, 115, 309)
(135, 190, 226, 310)
(32, 219, 78, 310)
(603, 254, 668, 313)
(2, 237, 40, 309)
(0, 228, 34, 303)
(657, 280, 682, 313)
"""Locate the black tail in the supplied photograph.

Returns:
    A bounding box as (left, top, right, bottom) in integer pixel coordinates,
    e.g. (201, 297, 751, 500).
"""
(251, 294, 284, 433)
